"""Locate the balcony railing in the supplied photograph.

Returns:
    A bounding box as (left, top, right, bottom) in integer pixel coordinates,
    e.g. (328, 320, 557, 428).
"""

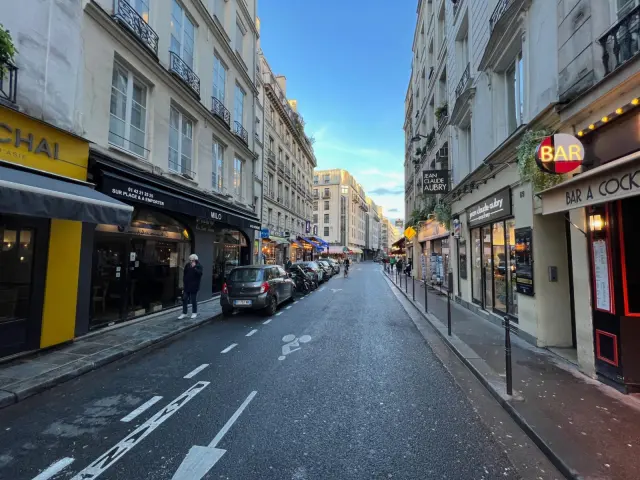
(169, 158, 195, 179)
(233, 121, 249, 145)
(284, 167, 291, 178)
(437, 113, 449, 132)
(453, 0, 465, 18)
(322, 192, 331, 199)
(265, 190, 275, 199)
(267, 151, 276, 170)
(169, 52, 200, 97)
(0, 62, 18, 104)
(490, 0, 514, 32)
(211, 97, 231, 128)
(599, 5, 640, 76)
(114, 0, 159, 55)
(455, 63, 471, 99)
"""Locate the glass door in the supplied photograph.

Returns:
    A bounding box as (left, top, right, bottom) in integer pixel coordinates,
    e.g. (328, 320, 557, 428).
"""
(492, 222, 507, 313)
(90, 237, 128, 327)
(482, 225, 493, 310)
(471, 228, 482, 304)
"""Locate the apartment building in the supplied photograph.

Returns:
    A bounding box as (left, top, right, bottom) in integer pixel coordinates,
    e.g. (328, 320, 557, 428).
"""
(404, 0, 454, 283)
(312, 169, 368, 259)
(259, 53, 316, 264)
(381, 216, 400, 255)
(365, 197, 382, 259)
(0, 0, 264, 357)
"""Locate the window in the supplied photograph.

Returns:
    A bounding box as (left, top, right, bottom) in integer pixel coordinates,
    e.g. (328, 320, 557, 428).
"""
(277, 181, 283, 199)
(213, 56, 227, 103)
(269, 106, 275, 124)
(324, 227, 330, 237)
(268, 208, 273, 224)
(313, 201, 318, 210)
(212, 140, 224, 191)
(233, 157, 243, 197)
(235, 20, 246, 57)
(324, 188, 329, 197)
(129, 0, 150, 22)
(284, 215, 288, 229)
(323, 174, 330, 183)
(212, 0, 224, 22)
(313, 214, 318, 224)
(234, 84, 245, 125)
(324, 201, 329, 211)
(324, 214, 329, 223)
(169, 106, 193, 175)
(507, 52, 524, 133)
(267, 173, 274, 194)
(269, 136, 275, 151)
(170, 0, 195, 69)
(278, 148, 283, 162)
(109, 62, 147, 157)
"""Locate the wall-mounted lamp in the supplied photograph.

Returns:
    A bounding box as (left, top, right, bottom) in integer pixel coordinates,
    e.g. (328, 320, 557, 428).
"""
(589, 213, 604, 231)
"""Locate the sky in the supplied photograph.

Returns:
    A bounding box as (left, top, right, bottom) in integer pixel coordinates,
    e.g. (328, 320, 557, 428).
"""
(257, 0, 415, 222)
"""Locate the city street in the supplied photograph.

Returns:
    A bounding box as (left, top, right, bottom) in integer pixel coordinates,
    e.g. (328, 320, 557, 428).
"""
(0, 263, 556, 480)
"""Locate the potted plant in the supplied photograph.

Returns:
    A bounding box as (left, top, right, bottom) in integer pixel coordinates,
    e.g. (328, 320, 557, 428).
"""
(435, 103, 448, 120)
(0, 24, 17, 77)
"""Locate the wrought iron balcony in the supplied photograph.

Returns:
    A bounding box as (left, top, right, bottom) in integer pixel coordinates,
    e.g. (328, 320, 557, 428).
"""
(211, 97, 230, 128)
(455, 63, 471, 99)
(284, 167, 291, 178)
(453, 0, 465, 18)
(278, 161, 285, 173)
(169, 52, 200, 98)
(490, 0, 515, 32)
(265, 190, 275, 199)
(114, 0, 159, 55)
(0, 62, 18, 104)
(437, 113, 449, 132)
(233, 121, 249, 145)
(267, 150, 276, 170)
(599, 5, 640, 77)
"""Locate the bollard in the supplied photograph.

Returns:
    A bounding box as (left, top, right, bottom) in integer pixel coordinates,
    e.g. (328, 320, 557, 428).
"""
(504, 316, 513, 396)
(447, 290, 452, 336)
(405, 274, 408, 293)
(412, 274, 415, 301)
(424, 280, 428, 313)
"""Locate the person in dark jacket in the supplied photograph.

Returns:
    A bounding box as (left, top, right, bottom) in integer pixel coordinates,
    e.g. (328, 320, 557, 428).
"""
(285, 257, 292, 270)
(179, 254, 203, 319)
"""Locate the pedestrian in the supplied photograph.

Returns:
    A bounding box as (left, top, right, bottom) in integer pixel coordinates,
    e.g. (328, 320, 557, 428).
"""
(405, 258, 413, 277)
(179, 253, 203, 319)
(396, 258, 403, 274)
(285, 257, 292, 270)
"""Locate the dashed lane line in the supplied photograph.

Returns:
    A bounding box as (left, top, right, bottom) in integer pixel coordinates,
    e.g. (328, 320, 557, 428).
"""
(183, 364, 209, 379)
(246, 329, 258, 337)
(262, 319, 272, 325)
(31, 457, 75, 480)
(221, 343, 238, 353)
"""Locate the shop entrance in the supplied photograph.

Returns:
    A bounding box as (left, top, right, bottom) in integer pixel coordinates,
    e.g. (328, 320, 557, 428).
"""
(0, 215, 48, 358)
(90, 209, 192, 329)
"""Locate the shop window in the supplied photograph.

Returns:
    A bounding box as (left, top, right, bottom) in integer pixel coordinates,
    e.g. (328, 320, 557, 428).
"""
(482, 225, 493, 309)
(492, 222, 507, 313)
(618, 197, 640, 315)
(169, 106, 194, 176)
(0, 227, 34, 323)
(109, 62, 148, 158)
(471, 228, 482, 304)
(458, 238, 467, 279)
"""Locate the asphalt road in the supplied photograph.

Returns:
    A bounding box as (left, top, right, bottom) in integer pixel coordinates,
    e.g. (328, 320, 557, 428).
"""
(0, 263, 541, 479)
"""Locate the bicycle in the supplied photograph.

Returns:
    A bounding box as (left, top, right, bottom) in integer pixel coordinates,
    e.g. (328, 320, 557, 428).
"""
(344, 266, 349, 278)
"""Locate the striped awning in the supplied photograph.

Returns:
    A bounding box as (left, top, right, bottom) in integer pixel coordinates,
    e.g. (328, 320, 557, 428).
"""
(328, 245, 348, 254)
(350, 247, 363, 254)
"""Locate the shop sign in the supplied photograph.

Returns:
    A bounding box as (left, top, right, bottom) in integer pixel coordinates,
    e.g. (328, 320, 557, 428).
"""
(423, 170, 450, 194)
(260, 228, 270, 239)
(313, 225, 318, 235)
(535, 133, 584, 175)
(0, 107, 89, 181)
(541, 156, 640, 215)
(467, 188, 512, 228)
(305, 220, 311, 233)
(514, 227, 534, 296)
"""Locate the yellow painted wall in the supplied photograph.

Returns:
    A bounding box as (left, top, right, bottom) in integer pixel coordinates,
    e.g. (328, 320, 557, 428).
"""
(40, 219, 82, 348)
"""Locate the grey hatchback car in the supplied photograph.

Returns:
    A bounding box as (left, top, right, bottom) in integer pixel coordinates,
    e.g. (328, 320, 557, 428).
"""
(221, 265, 295, 316)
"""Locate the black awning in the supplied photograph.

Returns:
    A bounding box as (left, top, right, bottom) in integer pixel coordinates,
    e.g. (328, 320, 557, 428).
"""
(0, 165, 133, 225)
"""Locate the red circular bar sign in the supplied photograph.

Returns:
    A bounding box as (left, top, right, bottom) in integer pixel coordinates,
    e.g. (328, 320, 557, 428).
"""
(535, 133, 584, 175)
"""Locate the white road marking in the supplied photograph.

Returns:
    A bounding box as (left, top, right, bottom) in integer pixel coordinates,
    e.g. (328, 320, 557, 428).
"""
(330, 288, 343, 293)
(275, 312, 282, 316)
(172, 391, 258, 480)
(245, 329, 258, 337)
(120, 396, 163, 422)
(293, 300, 299, 304)
(71, 382, 209, 480)
(221, 343, 237, 353)
(285, 305, 292, 310)
(183, 364, 209, 379)
(318, 287, 326, 292)
(278, 334, 312, 361)
(262, 319, 272, 325)
(32, 457, 75, 480)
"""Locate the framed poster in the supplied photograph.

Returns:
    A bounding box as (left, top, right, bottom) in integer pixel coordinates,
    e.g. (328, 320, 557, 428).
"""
(592, 239, 612, 312)
(459, 238, 467, 279)
(514, 227, 534, 296)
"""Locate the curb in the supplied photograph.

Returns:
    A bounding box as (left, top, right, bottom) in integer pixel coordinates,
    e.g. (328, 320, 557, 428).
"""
(0, 312, 222, 410)
(384, 271, 580, 480)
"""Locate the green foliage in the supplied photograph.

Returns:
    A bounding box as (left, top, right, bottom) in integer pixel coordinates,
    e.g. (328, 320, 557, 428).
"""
(406, 194, 437, 228)
(434, 201, 452, 230)
(516, 129, 566, 192)
(435, 103, 448, 120)
(0, 25, 17, 77)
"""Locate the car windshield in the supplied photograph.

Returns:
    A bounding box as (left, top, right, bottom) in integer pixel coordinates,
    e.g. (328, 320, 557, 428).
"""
(229, 268, 264, 282)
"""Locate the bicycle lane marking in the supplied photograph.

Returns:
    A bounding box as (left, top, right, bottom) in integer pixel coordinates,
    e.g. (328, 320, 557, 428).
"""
(70, 381, 209, 480)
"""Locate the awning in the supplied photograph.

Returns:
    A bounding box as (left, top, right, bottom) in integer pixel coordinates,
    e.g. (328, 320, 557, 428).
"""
(265, 236, 289, 245)
(290, 239, 304, 248)
(0, 165, 133, 225)
(350, 247, 363, 254)
(300, 236, 323, 251)
(328, 245, 348, 254)
(540, 150, 640, 215)
(310, 236, 329, 248)
(392, 237, 406, 248)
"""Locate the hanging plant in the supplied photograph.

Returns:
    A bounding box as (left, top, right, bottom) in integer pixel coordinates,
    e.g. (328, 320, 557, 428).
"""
(0, 25, 17, 77)
(434, 201, 452, 230)
(435, 103, 448, 120)
(516, 128, 566, 192)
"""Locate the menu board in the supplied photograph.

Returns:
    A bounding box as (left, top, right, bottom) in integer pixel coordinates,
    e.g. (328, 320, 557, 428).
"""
(514, 227, 534, 296)
(592, 239, 611, 312)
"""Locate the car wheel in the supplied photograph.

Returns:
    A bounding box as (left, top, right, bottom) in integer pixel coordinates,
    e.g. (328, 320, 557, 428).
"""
(222, 307, 234, 317)
(264, 295, 277, 316)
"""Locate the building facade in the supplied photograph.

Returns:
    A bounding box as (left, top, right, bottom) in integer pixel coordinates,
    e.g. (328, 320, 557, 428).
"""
(259, 52, 316, 264)
(365, 196, 382, 259)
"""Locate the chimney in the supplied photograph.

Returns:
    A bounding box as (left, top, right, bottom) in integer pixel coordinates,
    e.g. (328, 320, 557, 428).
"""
(275, 75, 286, 95)
(288, 99, 298, 113)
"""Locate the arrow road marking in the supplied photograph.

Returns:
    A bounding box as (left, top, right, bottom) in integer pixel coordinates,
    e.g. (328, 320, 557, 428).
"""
(71, 382, 209, 480)
(171, 391, 257, 480)
(31, 457, 75, 480)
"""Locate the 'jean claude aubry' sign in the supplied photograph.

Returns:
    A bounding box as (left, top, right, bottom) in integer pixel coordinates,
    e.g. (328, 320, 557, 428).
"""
(467, 188, 512, 228)
(422, 170, 449, 194)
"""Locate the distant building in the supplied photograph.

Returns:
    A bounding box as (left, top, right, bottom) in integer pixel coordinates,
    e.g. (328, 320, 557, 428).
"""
(394, 219, 404, 231)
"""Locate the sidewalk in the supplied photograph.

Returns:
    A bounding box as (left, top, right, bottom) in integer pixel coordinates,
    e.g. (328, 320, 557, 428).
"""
(0, 300, 221, 409)
(386, 269, 640, 480)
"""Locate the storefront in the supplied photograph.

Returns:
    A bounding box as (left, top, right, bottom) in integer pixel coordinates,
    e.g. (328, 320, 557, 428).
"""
(0, 107, 132, 358)
(540, 107, 640, 391)
(88, 153, 259, 328)
(466, 187, 518, 319)
(417, 219, 451, 287)
(299, 236, 323, 259)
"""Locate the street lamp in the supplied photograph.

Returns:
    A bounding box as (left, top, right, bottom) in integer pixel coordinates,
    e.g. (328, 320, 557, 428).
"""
(410, 134, 430, 143)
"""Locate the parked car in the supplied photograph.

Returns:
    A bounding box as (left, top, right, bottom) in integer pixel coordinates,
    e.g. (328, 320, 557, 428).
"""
(322, 257, 340, 274)
(317, 260, 334, 279)
(293, 261, 323, 285)
(221, 265, 295, 317)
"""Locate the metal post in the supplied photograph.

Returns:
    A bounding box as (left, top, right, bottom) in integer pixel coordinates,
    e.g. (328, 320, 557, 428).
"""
(412, 274, 415, 301)
(447, 290, 452, 336)
(424, 280, 428, 313)
(504, 316, 513, 396)
(405, 274, 408, 293)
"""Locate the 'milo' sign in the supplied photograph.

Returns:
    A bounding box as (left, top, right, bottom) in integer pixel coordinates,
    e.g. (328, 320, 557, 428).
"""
(535, 133, 584, 175)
